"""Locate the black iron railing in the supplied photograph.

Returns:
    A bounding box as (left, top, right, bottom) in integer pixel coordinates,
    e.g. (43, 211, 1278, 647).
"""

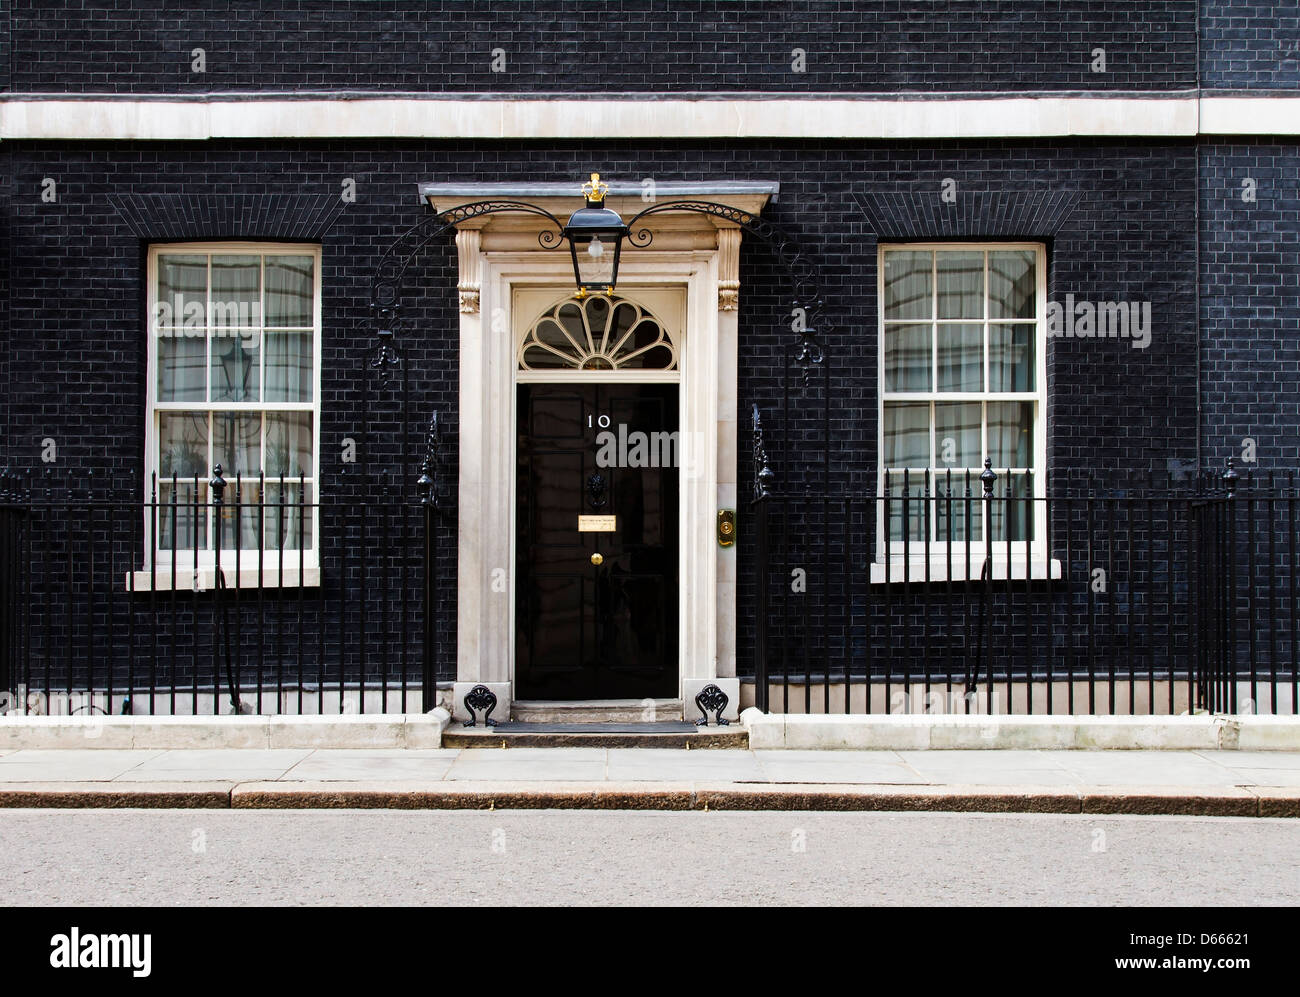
(748, 408, 1300, 716)
(0, 465, 455, 716)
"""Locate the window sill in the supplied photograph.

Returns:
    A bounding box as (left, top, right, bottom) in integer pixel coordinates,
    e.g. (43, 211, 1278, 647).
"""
(126, 565, 320, 593)
(869, 558, 1062, 585)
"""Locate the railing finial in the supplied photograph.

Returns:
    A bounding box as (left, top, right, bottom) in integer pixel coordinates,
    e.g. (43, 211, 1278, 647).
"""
(417, 410, 441, 507)
(1223, 455, 1239, 498)
(209, 464, 227, 504)
(980, 457, 996, 500)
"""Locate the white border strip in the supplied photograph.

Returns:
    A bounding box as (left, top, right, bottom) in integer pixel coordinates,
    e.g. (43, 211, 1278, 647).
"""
(0, 95, 1203, 140)
(3, 95, 1297, 140)
(1199, 96, 1300, 135)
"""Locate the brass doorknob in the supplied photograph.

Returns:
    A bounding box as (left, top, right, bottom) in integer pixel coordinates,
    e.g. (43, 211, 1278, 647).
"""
(590, 552, 604, 566)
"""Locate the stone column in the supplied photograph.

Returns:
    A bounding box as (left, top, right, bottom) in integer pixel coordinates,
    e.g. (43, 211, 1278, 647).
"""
(452, 226, 511, 721)
(685, 227, 741, 722)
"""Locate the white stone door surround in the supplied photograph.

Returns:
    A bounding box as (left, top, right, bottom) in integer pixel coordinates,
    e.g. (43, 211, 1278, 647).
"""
(424, 181, 778, 722)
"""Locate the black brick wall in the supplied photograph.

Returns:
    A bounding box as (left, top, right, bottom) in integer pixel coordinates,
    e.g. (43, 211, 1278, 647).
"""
(1, 3, 1298, 702)
(1199, 140, 1300, 468)
(0, 139, 1199, 486)
(4, 0, 1197, 93)
(0, 139, 1198, 687)
(1201, 1, 1300, 91)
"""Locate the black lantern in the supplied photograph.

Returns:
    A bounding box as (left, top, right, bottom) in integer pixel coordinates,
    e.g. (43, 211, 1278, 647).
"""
(562, 173, 628, 297)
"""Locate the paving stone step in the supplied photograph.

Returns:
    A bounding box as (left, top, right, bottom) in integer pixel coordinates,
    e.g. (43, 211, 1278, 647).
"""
(510, 700, 684, 724)
(442, 721, 748, 749)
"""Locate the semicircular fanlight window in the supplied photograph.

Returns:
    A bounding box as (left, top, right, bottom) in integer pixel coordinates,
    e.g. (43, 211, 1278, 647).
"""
(519, 294, 678, 372)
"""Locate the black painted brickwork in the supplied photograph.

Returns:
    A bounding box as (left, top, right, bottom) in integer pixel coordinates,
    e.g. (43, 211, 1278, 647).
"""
(0, 139, 1198, 686)
(2, 0, 1197, 94)
(1200, 1, 1300, 91)
(0, 139, 1199, 487)
(1199, 140, 1300, 469)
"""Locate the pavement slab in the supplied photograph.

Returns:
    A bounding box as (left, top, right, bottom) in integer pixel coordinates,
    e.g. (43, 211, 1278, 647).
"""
(0, 747, 1297, 815)
(0, 749, 168, 782)
(445, 747, 608, 782)
(283, 749, 460, 782)
(753, 750, 926, 784)
(1194, 749, 1300, 769)
(1218, 767, 1300, 787)
(115, 748, 313, 782)
(1053, 750, 1243, 786)
(605, 748, 766, 782)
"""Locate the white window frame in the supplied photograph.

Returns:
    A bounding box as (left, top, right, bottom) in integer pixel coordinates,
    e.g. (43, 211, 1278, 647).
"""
(136, 242, 322, 589)
(875, 242, 1053, 582)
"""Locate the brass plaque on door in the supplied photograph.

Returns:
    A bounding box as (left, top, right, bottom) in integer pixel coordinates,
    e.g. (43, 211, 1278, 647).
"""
(578, 515, 617, 532)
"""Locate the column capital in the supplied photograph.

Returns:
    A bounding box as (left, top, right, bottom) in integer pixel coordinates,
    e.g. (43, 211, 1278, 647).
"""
(717, 227, 741, 311)
(456, 229, 482, 314)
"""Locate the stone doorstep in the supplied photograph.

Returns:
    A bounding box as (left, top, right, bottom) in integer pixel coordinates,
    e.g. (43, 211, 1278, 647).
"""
(510, 700, 685, 724)
(0, 780, 1296, 815)
(441, 721, 749, 749)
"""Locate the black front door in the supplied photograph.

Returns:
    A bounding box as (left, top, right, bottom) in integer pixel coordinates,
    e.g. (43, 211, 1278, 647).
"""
(516, 382, 679, 700)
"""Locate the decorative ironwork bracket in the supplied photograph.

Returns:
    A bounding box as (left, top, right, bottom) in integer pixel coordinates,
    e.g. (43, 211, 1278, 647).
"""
(463, 684, 499, 728)
(0, 467, 27, 506)
(694, 683, 730, 727)
(417, 410, 443, 508)
(369, 200, 567, 383)
(750, 404, 776, 504)
(370, 195, 829, 390)
(624, 199, 830, 382)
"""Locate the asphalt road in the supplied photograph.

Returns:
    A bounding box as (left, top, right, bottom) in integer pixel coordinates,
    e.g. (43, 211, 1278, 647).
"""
(1, 809, 1296, 906)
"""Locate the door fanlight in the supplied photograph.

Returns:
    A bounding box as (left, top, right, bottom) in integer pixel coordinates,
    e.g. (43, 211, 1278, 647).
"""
(518, 294, 678, 372)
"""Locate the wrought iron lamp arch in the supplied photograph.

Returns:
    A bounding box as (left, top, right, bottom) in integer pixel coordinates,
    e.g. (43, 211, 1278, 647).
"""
(367, 185, 833, 494)
(369, 199, 567, 381)
(370, 193, 829, 380)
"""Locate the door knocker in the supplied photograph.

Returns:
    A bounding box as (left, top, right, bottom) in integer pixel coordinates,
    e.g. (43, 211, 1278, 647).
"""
(587, 472, 608, 509)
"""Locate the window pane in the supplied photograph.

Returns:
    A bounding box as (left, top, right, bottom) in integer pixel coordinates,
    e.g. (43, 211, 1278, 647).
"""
(209, 255, 260, 329)
(536, 317, 580, 358)
(157, 481, 209, 551)
(883, 251, 932, 321)
(263, 482, 314, 550)
(607, 301, 644, 355)
(156, 254, 207, 329)
(618, 344, 673, 370)
(935, 402, 981, 470)
(210, 330, 260, 403)
(215, 481, 261, 552)
(157, 412, 208, 480)
(157, 329, 206, 402)
(521, 345, 569, 369)
(883, 402, 930, 468)
(934, 470, 982, 542)
(937, 323, 983, 392)
(265, 330, 313, 402)
(936, 251, 983, 319)
(556, 302, 590, 352)
(264, 255, 314, 327)
(989, 324, 1035, 392)
(884, 471, 928, 543)
(883, 324, 931, 391)
(266, 412, 313, 478)
(213, 412, 262, 478)
(989, 250, 1036, 319)
(988, 401, 1034, 468)
(990, 472, 1034, 542)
